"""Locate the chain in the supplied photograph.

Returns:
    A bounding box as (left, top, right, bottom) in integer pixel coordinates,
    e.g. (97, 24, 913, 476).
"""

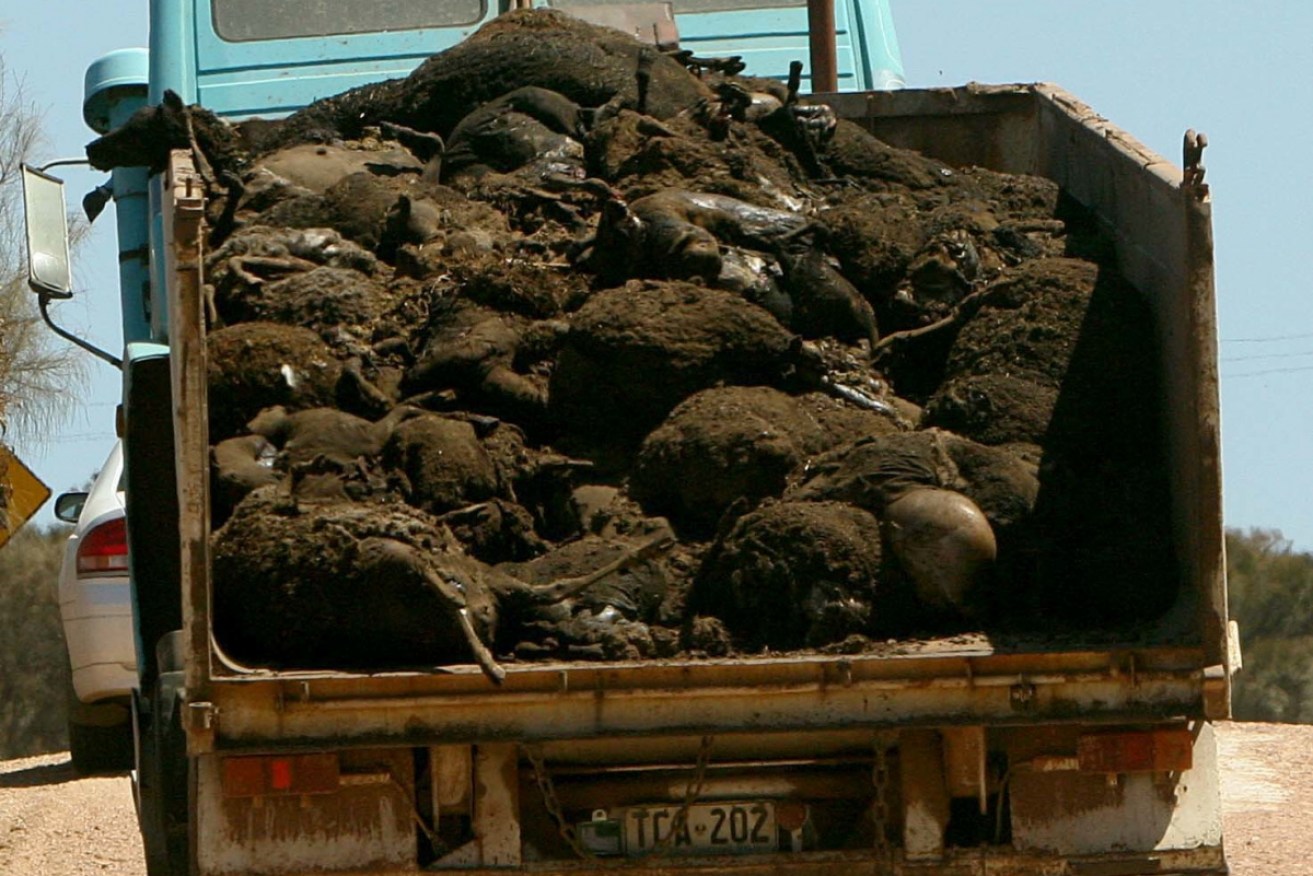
(644, 734, 715, 856)
(523, 736, 716, 860)
(523, 744, 597, 860)
(872, 732, 894, 873)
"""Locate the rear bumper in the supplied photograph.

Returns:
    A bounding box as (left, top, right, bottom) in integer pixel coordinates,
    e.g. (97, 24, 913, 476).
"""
(195, 846, 1227, 876)
(69, 657, 137, 704)
(61, 585, 137, 702)
(509, 847, 1224, 875)
(192, 723, 1225, 876)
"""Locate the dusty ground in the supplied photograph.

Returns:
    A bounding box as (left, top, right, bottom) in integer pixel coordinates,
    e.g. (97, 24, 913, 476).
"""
(1216, 721, 1313, 873)
(0, 752, 144, 874)
(0, 721, 1308, 875)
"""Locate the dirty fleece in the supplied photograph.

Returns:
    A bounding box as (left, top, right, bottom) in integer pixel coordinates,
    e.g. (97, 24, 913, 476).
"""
(87, 10, 1178, 678)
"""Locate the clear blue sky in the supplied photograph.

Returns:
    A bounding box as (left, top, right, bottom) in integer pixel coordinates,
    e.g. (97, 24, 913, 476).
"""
(3, 3, 147, 519)
(2, 2, 1310, 550)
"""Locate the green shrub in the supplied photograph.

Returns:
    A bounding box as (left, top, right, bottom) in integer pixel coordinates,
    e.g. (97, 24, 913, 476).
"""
(1228, 528, 1313, 723)
(0, 524, 72, 758)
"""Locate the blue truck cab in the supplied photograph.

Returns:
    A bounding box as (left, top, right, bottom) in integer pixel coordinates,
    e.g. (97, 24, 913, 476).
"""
(90, 0, 900, 343)
(170, 0, 902, 118)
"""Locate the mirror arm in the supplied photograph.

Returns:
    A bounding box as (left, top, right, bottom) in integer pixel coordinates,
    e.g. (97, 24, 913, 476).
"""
(37, 294, 123, 370)
(37, 157, 92, 173)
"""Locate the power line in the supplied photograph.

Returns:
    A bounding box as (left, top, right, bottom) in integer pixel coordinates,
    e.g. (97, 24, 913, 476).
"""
(1223, 364, 1313, 379)
(1221, 332, 1313, 344)
(1222, 349, 1313, 363)
(42, 432, 117, 444)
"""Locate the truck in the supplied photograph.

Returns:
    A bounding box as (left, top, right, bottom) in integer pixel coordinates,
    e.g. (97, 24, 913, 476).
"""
(21, 1, 1235, 874)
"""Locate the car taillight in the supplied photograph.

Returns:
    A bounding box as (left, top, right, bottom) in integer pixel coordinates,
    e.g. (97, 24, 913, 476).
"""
(77, 517, 129, 576)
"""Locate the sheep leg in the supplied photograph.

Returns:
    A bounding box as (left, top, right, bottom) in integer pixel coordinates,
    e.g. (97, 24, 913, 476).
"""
(531, 533, 676, 604)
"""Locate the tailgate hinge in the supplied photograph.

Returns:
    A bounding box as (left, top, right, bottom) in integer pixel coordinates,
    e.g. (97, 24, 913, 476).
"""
(186, 700, 219, 752)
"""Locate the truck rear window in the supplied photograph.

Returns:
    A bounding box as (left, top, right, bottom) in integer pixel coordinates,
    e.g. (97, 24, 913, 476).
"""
(551, 0, 802, 13)
(212, 0, 486, 42)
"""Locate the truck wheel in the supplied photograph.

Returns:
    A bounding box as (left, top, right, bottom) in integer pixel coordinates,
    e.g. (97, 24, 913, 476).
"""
(68, 715, 133, 775)
(67, 690, 133, 775)
(136, 634, 189, 876)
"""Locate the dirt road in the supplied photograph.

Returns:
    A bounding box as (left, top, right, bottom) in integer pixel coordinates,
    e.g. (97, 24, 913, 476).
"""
(1, 721, 1308, 875)
(1216, 721, 1313, 873)
(0, 752, 144, 874)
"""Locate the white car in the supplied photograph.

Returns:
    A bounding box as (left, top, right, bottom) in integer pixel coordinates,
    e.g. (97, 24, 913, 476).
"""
(54, 440, 136, 773)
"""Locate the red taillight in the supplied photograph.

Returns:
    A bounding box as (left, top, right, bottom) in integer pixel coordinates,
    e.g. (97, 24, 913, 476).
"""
(1077, 728, 1194, 773)
(76, 517, 129, 576)
(222, 754, 341, 798)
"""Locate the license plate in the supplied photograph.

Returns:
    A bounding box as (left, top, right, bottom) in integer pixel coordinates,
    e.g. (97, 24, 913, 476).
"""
(622, 801, 777, 855)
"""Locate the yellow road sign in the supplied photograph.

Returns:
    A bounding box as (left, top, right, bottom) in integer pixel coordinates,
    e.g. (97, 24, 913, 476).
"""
(0, 446, 52, 548)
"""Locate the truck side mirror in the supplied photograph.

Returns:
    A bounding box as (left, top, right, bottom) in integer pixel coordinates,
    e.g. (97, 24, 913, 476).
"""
(19, 163, 119, 368)
(20, 165, 75, 300)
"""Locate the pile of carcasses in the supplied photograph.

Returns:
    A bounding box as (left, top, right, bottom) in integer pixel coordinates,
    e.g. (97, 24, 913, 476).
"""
(88, 10, 1178, 678)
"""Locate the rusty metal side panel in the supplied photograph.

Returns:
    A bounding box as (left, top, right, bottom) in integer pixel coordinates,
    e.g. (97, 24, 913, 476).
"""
(163, 149, 215, 709)
(1006, 722, 1222, 858)
(195, 748, 417, 875)
(818, 84, 1042, 175)
(474, 743, 522, 866)
(209, 669, 1205, 748)
(823, 83, 1228, 709)
(202, 645, 1209, 751)
(1029, 86, 1227, 698)
(900, 730, 950, 861)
